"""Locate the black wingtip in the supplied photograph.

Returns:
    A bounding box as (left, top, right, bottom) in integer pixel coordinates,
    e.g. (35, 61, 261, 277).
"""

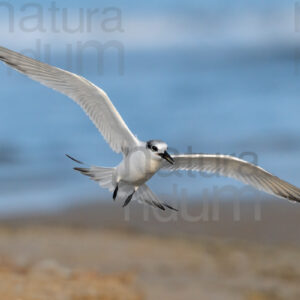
(152, 201, 165, 210)
(65, 154, 84, 164)
(163, 203, 178, 211)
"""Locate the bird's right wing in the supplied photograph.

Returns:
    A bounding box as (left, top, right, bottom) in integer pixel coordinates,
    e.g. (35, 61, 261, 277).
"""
(0, 46, 139, 154)
(162, 154, 300, 202)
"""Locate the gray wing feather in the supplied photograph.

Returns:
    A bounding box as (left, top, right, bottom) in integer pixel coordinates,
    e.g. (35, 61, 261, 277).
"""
(163, 154, 300, 203)
(0, 46, 139, 154)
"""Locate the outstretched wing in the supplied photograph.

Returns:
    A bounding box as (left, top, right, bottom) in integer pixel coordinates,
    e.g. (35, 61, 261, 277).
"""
(134, 184, 178, 211)
(162, 154, 300, 202)
(0, 46, 139, 154)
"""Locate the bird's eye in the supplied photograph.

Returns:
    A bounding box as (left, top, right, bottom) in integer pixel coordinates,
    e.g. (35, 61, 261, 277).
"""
(152, 146, 158, 152)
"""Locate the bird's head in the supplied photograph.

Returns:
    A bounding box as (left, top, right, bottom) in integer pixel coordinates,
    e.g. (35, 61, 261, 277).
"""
(146, 140, 174, 164)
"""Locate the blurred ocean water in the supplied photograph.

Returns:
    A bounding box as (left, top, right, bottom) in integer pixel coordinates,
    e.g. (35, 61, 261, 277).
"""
(0, 0, 300, 214)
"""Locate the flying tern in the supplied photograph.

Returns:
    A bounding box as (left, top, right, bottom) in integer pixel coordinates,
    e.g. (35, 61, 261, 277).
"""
(1, 46, 300, 210)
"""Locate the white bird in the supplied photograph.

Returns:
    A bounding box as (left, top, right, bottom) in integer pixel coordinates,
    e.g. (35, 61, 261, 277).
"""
(1, 46, 300, 210)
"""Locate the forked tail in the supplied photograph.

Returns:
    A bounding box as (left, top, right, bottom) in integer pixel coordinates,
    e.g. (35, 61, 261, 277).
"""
(66, 154, 115, 192)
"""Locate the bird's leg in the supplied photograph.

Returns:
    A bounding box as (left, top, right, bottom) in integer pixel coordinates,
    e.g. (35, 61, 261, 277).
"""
(122, 189, 137, 207)
(113, 184, 119, 200)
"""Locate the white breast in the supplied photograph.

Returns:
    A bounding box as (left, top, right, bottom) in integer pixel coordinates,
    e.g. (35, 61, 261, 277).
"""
(116, 148, 161, 185)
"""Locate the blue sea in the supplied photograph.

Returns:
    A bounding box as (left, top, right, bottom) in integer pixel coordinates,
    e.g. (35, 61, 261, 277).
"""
(0, 0, 299, 214)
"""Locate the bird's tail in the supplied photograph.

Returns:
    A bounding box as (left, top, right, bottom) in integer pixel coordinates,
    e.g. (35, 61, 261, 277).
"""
(66, 154, 116, 192)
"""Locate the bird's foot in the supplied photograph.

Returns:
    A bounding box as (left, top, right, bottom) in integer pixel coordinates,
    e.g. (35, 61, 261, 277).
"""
(123, 191, 135, 207)
(113, 184, 119, 200)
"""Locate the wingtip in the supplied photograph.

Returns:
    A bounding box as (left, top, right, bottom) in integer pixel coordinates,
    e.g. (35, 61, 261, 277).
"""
(163, 203, 179, 211)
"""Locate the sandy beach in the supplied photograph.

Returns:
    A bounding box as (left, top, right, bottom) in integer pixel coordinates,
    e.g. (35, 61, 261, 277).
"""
(0, 199, 299, 300)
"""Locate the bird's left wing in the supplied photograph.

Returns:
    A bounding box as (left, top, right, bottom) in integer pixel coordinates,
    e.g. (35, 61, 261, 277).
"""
(162, 154, 300, 202)
(134, 184, 178, 211)
(0, 46, 139, 154)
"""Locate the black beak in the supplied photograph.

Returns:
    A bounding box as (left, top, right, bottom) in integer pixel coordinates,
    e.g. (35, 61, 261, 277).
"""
(159, 151, 174, 165)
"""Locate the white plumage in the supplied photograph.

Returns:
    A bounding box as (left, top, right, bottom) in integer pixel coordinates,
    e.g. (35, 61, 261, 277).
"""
(162, 154, 300, 202)
(1, 46, 300, 210)
(0, 46, 138, 154)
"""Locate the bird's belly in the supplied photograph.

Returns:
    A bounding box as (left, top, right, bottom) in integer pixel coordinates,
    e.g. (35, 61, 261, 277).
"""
(117, 151, 161, 185)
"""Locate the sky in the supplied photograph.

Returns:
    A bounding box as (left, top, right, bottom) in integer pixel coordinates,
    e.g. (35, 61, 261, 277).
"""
(0, 0, 300, 214)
